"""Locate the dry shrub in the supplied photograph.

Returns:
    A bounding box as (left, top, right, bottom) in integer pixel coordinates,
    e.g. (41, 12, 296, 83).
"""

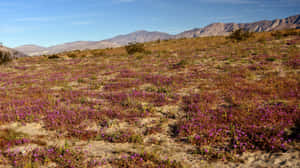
(125, 42, 146, 54)
(228, 29, 253, 41)
(0, 50, 12, 64)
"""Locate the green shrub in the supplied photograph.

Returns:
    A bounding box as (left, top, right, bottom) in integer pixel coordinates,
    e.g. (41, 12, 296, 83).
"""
(0, 51, 12, 64)
(125, 42, 146, 54)
(228, 29, 253, 41)
(265, 57, 276, 62)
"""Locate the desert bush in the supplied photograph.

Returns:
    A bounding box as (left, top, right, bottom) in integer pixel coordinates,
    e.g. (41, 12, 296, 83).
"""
(265, 57, 276, 62)
(48, 54, 60, 59)
(257, 36, 266, 43)
(228, 29, 253, 41)
(125, 42, 146, 54)
(271, 31, 283, 39)
(270, 29, 299, 39)
(289, 117, 300, 141)
(171, 59, 189, 69)
(282, 29, 299, 37)
(67, 53, 78, 58)
(0, 50, 12, 64)
(93, 50, 105, 56)
(95, 130, 143, 143)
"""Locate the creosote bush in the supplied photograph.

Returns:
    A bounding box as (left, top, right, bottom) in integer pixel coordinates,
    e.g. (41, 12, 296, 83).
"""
(282, 29, 300, 36)
(228, 29, 253, 41)
(271, 31, 283, 39)
(0, 50, 12, 64)
(125, 42, 146, 54)
(48, 54, 60, 59)
(271, 29, 300, 39)
(67, 53, 78, 58)
(171, 59, 189, 69)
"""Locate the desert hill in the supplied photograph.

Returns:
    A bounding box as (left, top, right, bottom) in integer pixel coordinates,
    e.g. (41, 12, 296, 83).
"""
(14, 14, 300, 56)
(0, 44, 27, 59)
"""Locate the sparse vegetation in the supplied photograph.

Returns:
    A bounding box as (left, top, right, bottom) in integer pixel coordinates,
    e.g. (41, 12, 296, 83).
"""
(272, 29, 300, 39)
(111, 152, 183, 168)
(0, 29, 299, 168)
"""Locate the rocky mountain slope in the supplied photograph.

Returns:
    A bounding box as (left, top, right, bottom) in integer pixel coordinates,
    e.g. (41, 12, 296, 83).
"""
(176, 14, 300, 38)
(14, 14, 300, 56)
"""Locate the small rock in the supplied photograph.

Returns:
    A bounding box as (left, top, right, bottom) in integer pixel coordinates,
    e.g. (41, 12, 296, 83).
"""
(247, 156, 255, 163)
(273, 158, 283, 165)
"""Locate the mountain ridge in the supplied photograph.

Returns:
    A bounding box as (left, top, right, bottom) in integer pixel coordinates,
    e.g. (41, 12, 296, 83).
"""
(14, 14, 300, 56)
(176, 14, 300, 38)
(104, 30, 172, 45)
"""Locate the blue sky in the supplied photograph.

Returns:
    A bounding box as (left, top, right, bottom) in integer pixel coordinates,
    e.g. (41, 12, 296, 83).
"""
(0, 0, 299, 48)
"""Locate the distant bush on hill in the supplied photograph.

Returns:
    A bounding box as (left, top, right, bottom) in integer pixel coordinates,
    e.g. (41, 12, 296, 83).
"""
(271, 31, 283, 39)
(171, 59, 189, 69)
(228, 29, 253, 41)
(0, 50, 12, 65)
(282, 29, 299, 36)
(48, 54, 60, 59)
(125, 42, 146, 55)
(67, 53, 78, 58)
(271, 29, 299, 39)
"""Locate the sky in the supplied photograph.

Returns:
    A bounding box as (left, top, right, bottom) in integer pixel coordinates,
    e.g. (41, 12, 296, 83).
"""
(0, 0, 299, 48)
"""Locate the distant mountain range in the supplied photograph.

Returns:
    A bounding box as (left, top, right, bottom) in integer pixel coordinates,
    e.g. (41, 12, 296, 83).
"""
(14, 14, 300, 56)
(14, 41, 119, 56)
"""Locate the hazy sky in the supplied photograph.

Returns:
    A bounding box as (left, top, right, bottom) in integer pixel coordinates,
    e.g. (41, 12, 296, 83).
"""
(0, 0, 299, 47)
